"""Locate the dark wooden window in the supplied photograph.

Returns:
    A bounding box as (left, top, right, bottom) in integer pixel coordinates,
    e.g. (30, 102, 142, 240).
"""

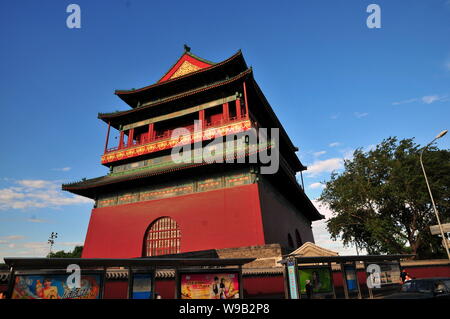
(143, 217, 181, 256)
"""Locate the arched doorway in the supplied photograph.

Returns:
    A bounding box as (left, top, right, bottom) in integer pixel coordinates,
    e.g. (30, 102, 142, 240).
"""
(143, 217, 181, 256)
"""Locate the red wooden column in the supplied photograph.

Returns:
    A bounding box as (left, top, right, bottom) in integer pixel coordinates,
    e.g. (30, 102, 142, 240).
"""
(243, 81, 249, 118)
(128, 128, 134, 147)
(235, 99, 242, 119)
(118, 130, 125, 149)
(147, 123, 154, 142)
(199, 109, 205, 126)
(196, 110, 206, 142)
(222, 102, 229, 122)
(104, 121, 111, 153)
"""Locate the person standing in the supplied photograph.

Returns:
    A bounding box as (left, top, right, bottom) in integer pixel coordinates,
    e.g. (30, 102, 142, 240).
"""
(305, 280, 313, 299)
(400, 269, 410, 283)
(211, 277, 220, 299)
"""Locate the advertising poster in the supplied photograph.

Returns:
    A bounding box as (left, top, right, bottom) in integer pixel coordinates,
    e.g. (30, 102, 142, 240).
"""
(298, 268, 333, 294)
(378, 262, 401, 286)
(181, 272, 240, 299)
(11, 274, 102, 299)
(365, 262, 402, 289)
(287, 262, 299, 299)
(344, 265, 358, 292)
(132, 273, 153, 299)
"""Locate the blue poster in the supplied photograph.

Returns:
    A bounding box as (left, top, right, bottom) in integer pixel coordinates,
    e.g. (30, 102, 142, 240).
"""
(132, 273, 153, 299)
(344, 265, 358, 292)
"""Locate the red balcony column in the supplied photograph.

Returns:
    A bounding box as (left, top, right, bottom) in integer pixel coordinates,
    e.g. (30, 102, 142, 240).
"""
(243, 81, 249, 118)
(118, 130, 125, 149)
(222, 102, 229, 122)
(147, 123, 154, 141)
(199, 109, 205, 126)
(104, 121, 111, 153)
(235, 99, 242, 119)
(128, 128, 134, 147)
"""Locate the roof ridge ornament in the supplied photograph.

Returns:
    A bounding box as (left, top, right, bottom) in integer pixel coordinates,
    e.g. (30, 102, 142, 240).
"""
(183, 44, 191, 52)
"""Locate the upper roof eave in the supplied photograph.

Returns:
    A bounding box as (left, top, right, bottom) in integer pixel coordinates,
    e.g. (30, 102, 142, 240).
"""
(114, 50, 243, 97)
(98, 67, 252, 122)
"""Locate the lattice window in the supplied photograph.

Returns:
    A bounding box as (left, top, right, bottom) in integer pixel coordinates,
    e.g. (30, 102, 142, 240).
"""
(143, 217, 181, 256)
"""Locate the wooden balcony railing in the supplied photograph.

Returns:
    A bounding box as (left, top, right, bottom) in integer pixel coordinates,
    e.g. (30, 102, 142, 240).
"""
(105, 115, 250, 154)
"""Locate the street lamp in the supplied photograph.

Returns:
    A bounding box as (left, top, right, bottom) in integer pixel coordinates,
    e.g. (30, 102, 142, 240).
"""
(419, 129, 450, 260)
(47, 232, 58, 257)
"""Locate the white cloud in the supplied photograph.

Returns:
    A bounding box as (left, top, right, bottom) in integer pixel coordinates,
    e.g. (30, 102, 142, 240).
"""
(392, 94, 448, 105)
(1, 235, 25, 241)
(392, 98, 418, 106)
(10, 242, 50, 259)
(0, 241, 84, 262)
(309, 182, 325, 190)
(306, 158, 343, 177)
(339, 144, 375, 162)
(0, 179, 93, 210)
(312, 200, 335, 219)
(342, 149, 354, 160)
(0, 235, 26, 251)
(354, 112, 368, 118)
(311, 200, 361, 255)
(329, 142, 340, 147)
(421, 95, 447, 104)
(26, 218, 48, 223)
(313, 151, 326, 157)
(17, 180, 54, 189)
(330, 114, 339, 120)
(52, 167, 72, 172)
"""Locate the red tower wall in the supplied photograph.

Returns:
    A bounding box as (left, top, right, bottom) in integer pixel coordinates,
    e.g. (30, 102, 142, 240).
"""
(82, 184, 265, 258)
(258, 180, 315, 250)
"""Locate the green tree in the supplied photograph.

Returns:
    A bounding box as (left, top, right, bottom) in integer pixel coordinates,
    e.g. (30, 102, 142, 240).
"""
(47, 246, 83, 258)
(319, 137, 450, 259)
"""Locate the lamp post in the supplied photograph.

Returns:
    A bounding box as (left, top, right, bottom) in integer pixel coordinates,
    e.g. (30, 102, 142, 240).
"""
(419, 129, 450, 260)
(47, 232, 58, 257)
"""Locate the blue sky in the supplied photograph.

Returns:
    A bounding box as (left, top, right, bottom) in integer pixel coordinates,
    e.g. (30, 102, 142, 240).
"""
(1, 0, 449, 260)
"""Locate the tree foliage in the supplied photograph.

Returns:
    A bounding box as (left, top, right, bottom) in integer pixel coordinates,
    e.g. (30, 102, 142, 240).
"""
(319, 137, 450, 259)
(47, 246, 83, 258)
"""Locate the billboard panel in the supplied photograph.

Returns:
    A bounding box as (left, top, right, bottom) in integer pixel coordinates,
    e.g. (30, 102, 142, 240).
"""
(11, 274, 102, 299)
(378, 262, 401, 286)
(365, 261, 401, 289)
(298, 267, 333, 294)
(180, 272, 240, 299)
